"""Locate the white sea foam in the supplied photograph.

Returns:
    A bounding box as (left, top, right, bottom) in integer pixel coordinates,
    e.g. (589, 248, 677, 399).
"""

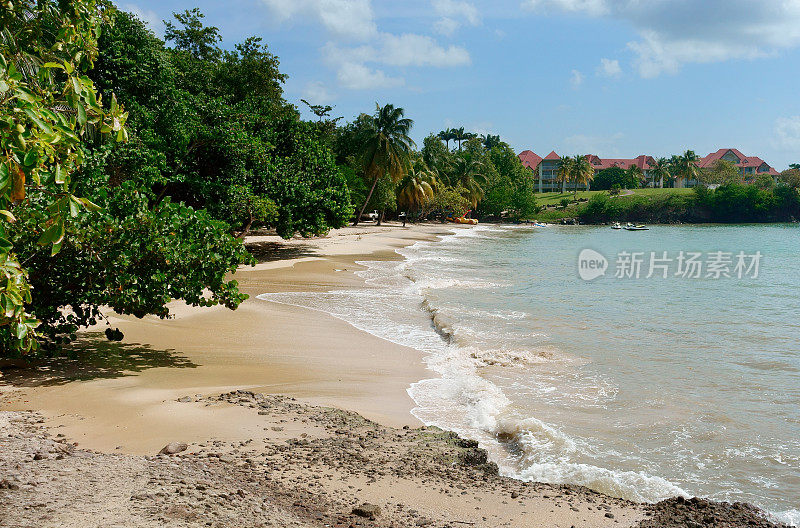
(257, 224, 797, 525)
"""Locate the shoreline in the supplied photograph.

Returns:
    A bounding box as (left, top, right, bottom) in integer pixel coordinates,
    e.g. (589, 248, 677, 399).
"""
(0, 222, 790, 528)
(0, 223, 456, 453)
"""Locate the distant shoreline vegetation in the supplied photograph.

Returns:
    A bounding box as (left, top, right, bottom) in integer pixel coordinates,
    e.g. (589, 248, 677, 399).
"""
(529, 184, 800, 224)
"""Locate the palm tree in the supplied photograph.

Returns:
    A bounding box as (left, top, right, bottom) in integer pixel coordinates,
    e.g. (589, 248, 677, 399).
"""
(353, 103, 416, 225)
(573, 155, 594, 198)
(481, 134, 502, 150)
(626, 164, 644, 188)
(397, 163, 437, 214)
(556, 155, 574, 194)
(449, 156, 485, 207)
(437, 129, 454, 150)
(674, 150, 700, 188)
(649, 157, 671, 188)
(453, 127, 467, 151)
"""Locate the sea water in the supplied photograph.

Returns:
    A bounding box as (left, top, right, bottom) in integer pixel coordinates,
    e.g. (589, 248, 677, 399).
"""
(259, 223, 800, 525)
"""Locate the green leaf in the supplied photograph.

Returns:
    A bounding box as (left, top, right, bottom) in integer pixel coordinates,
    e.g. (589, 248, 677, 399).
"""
(78, 197, 101, 212)
(68, 196, 81, 217)
(77, 104, 87, 127)
(71, 76, 81, 96)
(0, 210, 16, 222)
(15, 322, 28, 341)
(51, 240, 62, 256)
(24, 108, 52, 133)
(42, 62, 65, 70)
(0, 162, 9, 192)
(0, 236, 11, 253)
(14, 86, 36, 103)
(54, 164, 65, 184)
(23, 150, 38, 167)
(37, 218, 64, 246)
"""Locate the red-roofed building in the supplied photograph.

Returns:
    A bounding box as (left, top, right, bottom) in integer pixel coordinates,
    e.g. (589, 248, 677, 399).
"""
(696, 148, 780, 183)
(518, 150, 542, 172)
(518, 148, 781, 191)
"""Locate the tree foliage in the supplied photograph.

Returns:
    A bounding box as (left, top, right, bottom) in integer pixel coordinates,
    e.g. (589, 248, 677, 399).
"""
(1, 0, 128, 354)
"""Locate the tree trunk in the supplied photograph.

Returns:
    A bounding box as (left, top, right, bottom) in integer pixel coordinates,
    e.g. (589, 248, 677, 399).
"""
(377, 210, 384, 226)
(354, 175, 380, 226)
(237, 209, 254, 239)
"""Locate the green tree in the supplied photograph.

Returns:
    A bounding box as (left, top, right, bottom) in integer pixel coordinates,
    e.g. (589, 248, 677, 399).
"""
(674, 150, 700, 187)
(397, 162, 436, 214)
(422, 133, 452, 173)
(625, 164, 643, 189)
(780, 168, 800, 189)
(163, 8, 222, 62)
(754, 173, 776, 190)
(592, 167, 637, 190)
(698, 159, 741, 186)
(437, 128, 454, 150)
(353, 103, 415, 225)
(1, 0, 128, 354)
(448, 155, 485, 207)
(649, 157, 671, 188)
(452, 126, 469, 151)
(573, 155, 595, 198)
(428, 186, 470, 220)
(556, 156, 573, 194)
(481, 134, 503, 150)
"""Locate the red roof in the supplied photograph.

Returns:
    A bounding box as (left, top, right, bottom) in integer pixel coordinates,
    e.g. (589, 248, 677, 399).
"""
(698, 148, 779, 175)
(587, 154, 654, 171)
(518, 147, 780, 177)
(518, 150, 543, 170)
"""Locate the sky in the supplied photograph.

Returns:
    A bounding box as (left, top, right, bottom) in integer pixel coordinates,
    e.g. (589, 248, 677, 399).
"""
(124, 0, 800, 169)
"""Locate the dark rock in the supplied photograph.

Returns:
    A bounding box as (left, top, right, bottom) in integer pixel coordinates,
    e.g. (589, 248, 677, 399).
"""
(158, 442, 188, 455)
(352, 503, 381, 519)
(0, 478, 20, 490)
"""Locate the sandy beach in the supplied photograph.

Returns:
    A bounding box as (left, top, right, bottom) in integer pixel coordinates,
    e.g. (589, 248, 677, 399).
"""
(0, 223, 789, 528)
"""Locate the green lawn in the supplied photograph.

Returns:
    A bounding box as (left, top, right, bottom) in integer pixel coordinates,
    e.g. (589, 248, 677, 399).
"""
(534, 187, 693, 206)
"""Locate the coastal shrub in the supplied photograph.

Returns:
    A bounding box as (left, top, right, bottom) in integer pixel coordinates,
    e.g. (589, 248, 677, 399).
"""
(592, 167, 639, 190)
(0, 0, 128, 354)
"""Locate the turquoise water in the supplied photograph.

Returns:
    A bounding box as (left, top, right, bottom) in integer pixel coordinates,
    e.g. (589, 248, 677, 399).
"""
(260, 223, 800, 524)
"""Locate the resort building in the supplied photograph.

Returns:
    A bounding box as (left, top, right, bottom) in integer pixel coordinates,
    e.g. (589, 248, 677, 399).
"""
(518, 148, 780, 191)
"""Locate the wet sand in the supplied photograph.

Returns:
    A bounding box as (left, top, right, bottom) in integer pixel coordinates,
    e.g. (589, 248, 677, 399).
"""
(0, 223, 456, 453)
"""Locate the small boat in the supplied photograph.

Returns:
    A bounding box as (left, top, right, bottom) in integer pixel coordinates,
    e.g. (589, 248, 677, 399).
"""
(611, 222, 621, 230)
(448, 216, 478, 225)
(534, 222, 547, 228)
(624, 223, 649, 231)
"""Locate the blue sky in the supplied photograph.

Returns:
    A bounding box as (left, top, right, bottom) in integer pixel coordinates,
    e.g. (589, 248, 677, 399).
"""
(124, 0, 800, 169)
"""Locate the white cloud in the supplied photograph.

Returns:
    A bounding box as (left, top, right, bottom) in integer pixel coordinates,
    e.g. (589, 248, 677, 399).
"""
(523, 0, 608, 17)
(260, 0, 377, 40)
(262, 0, 473, 90)
(432, 0, 481, 36)
(597, 57, 621, 77)
(334, 62, 403, 90)
(302, 81, 335, 104)
(124, 3, 165, 38)
(570, 69, 584, 88)
(325, 34, 470, 89)
(775, 116, 800, 151)
(522, 0, 800, 77)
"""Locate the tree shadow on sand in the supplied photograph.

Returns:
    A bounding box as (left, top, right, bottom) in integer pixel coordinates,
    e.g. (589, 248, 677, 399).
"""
(246, 241, 319, 262)
(0, 332, 198, 388)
